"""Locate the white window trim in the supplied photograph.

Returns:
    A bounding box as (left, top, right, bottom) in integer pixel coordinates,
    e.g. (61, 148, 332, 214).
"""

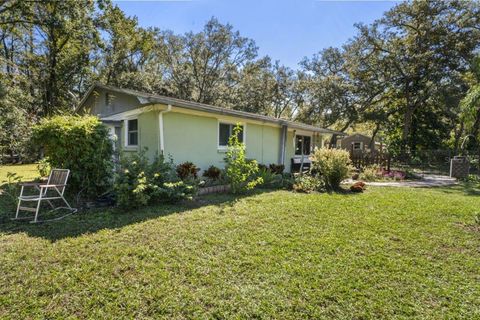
(124, 117, 139, 149)
(294, 133, 313, 157)
(217, 120, 246, 152)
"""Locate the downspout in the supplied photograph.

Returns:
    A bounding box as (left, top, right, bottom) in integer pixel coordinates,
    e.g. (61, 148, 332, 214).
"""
(158, 104, 172, 154)
(279, 124, 287, 165)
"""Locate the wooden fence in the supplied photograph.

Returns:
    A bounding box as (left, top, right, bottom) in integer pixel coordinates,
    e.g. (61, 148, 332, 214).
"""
(350, 152, 391, 170)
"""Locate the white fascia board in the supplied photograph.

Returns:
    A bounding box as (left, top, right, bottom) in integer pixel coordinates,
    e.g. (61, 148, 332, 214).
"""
(100, 104, 167, 121)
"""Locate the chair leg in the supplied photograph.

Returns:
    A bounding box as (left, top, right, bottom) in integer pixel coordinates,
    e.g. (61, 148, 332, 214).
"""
(33, 195, 43, 223)
(14, 186, 25, 220)
(60, 195, 73, 210)
(15, 198, 22, 219)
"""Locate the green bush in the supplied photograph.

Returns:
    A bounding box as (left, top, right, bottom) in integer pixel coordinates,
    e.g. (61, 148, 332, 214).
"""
(292, 174, 324, 193)
(225, 125, 263, 193)
(32, 115, 113, 198)
(255, 167, 293, 189)
(310, 148, 353, 190)
(0, 172, 22, 208)
(359, 165, 380, 182)
(37, 157, 52, 177)
(256, 166, 281, 188)
(114, 151, 195, 209)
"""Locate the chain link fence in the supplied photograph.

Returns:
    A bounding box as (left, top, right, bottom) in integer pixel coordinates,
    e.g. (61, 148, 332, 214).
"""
(351, 149, 480, 178)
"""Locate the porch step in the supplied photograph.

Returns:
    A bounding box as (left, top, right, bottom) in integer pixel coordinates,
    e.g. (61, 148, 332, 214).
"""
(19, 206, 37, 213)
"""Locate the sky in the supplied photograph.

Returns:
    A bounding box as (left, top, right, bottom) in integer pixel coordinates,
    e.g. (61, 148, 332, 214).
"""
(115, 0, 399, 69)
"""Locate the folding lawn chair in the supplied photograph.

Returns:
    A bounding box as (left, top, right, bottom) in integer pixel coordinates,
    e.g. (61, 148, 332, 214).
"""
(12, 169, 77, 223)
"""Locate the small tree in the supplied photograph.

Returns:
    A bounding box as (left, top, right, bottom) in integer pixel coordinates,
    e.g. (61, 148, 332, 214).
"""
(310, 148, 353, 190)
(32, 115, 114, 199)
(225, 124, 263, 193)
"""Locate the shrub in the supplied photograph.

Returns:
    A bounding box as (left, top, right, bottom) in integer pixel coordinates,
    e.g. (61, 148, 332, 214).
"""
(203, 165, 222, 180)
(114, 150, 195, 209)
(359, 165, 380, 182)
(155, 181, 196, 203)
(255, 166, 293, 189)
(32, 115, 113, 198)
(269, 163, 285, 174)
(0, 172, 22, 209)
(310, 148, 353, 190)
(37, 157, 51, 177)
(292, 174, 324, 193)
(225, 125, 263, 193)
(256, 166, 281, 188)
(114, 151, 152, 208)
(280, 173, 295, 190)
(176, 161, 200, 180)
(258, 163, 268, 172)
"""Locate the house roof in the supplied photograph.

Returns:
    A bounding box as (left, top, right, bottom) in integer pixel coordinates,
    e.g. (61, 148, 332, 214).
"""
(343, 133, 372, 140)
(76, 83, 345, 135)
(342, 133, 382, 145)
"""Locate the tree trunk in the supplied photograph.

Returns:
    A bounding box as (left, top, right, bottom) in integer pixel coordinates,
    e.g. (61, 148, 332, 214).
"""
(453, 120, 464, 155)
(370, 123, 381, 151)
(400, 106, 414, 159)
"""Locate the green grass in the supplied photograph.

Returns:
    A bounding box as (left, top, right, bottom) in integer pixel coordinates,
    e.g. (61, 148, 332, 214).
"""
(0, 166, 479, 318)
(0, 163, 40, 183)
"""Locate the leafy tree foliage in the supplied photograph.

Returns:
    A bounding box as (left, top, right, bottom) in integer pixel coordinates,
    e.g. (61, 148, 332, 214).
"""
(460, 56, 480, 152)
(297, 1, 480, 155)
(2, 0, 480, 162)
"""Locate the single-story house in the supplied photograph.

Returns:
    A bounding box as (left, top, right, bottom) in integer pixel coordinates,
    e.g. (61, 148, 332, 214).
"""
(339, 133, 383, 154)
(76, 83, 344, 172)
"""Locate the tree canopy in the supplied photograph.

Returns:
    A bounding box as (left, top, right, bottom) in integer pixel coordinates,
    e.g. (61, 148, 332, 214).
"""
(1, 0, 480, 160)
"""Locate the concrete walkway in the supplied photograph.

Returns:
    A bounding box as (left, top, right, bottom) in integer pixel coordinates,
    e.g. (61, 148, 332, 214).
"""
(347, 174, 458, 188)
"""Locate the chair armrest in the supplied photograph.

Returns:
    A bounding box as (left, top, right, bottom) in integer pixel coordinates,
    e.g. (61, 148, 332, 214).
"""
(39, 184, 67, 188)
(19, 182, 42, 187)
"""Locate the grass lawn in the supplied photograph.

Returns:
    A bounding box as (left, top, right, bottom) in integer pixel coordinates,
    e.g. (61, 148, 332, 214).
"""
(0, 163, 40, 183)
(0, 166, 479, 318)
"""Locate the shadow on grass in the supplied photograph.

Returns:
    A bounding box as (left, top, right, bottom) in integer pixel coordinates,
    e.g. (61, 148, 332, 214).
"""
(0, 189, 274, 242)
(431, 182, 480, 196)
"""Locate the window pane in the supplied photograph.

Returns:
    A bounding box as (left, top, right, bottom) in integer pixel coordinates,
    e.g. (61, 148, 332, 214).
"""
(128, 132, 138, 146)
(128, 119, 138, 131)
(219, 123, 230, 146)
(295, 136, 303, 155)
(303, 136, 311, 155)
(236, 125, 244, 143)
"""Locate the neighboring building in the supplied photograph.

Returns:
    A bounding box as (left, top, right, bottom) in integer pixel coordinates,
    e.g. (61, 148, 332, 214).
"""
(76, 84, 343, 172)
(339, 133, 383, 154)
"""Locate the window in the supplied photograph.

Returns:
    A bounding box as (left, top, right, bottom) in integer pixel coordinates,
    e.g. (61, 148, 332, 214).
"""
(352, 142, 362, 150)
(127, 119, 138, 146)
(218, 123, 244, 147)
(295, 135, 311, 155)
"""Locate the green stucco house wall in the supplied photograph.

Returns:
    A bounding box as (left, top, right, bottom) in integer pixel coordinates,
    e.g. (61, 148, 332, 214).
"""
(77, 84, 342, 172)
